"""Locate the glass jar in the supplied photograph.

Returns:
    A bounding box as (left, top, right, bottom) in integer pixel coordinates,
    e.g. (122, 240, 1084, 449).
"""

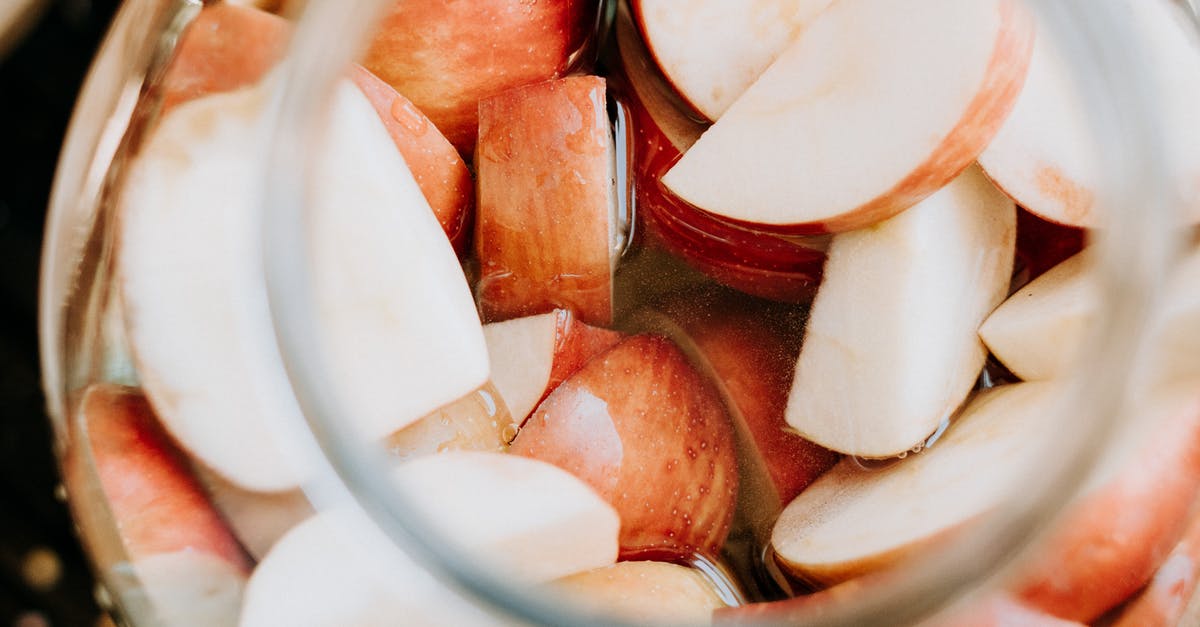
(40, 0, 1200, 625)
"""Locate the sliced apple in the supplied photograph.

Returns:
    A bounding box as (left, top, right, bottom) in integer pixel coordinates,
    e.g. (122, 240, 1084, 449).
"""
(474, 76, 620, 326)
(785, 166, 1016, 457)
(510, 334, 739, 560)
(483, 310, 622, 426)
(772, 383, 1057, 587)
(362, 0, 600, 153)
(383, 382, 512, 461)
(632, 0, 833, 121)
(1110, 510, 1200, 627)
(614, 6, 828, 303)
(119, 75, 488, 491)
(553, 561, 727, 625)
(661, 0, 1033, 234)
(64, 385, 251, 626)
(978, 0, 1200, 227)
(192, 465, 314, 561)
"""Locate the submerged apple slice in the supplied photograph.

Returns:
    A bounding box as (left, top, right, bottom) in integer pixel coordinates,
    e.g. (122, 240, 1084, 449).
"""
(383, 383, 513, 460)
(65, 385, 251, 626)
(119, 76, 488, 491)
(773, 383, 1056, 586)
(978, 0, 1200, 227)
(192, 465, 314, 561)
(553, 561, 728, 625)
(785, 166, 1015, 457)
(483, 310, 622, 426)
(662, 0, 1033, 234)
(632, 0, 833, 121)
(474, 76, 620, 326)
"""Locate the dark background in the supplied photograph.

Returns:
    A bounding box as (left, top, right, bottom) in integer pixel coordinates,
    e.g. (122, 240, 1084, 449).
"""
(1, 1, 120, 625)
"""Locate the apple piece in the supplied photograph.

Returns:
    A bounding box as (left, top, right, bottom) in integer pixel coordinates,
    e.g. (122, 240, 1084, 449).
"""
(1110, 510, 1200, 627)
(785, 166, 1016, 458)
(158, 3, 289, 115)
(613, 5, 828, 303)
(483, 310, 622, 426)
(510, 334, 739, 560)
(383, 382, 513, 460)
(553, 561, 727, 625)
(119, 75, 488, 491)
(632, 0, 833, 121)
(474, 76, 619, 326)
(978, 0, 1200, 227)
(361, 0, 600, 153)
(239, 507, 511, 627)
(979, 251, 1092, 381)
(772, 383, 1057, 587)
(348, 65, 474, 256)
(64, 384, 251, 626)
(192, 465, 314, 561)
(649, 289, 839, 511)
(661, 0, 1033, 234)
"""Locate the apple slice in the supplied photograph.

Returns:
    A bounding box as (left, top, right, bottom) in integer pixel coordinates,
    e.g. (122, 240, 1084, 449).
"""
(361, 0, 600, 153)
(64, 384, 251, 626)
(192, 465, 314, 561)
(772, 383, 1058, 587)
(483, 310, 622, 426)
(553, 561, 727, 625)
(662, 0, 1033, 234)
(632, 0, 834, 121)
(119, 75, 488, 491)
(1110, 510, 1200, 627)
(978, 0, 1200, 227)
(785, 166, 1016, 458)
(383, 382, 513, 460)
(474, 76, 620, 327)
(510, 334, 739, 560)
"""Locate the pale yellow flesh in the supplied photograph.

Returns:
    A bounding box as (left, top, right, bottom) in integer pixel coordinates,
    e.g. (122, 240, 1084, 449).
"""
(193, 465, 314, 561)
(483, 314, 558, 425)
(773, 383, 1059, 585)
(785, 166, 1016, 457)
(127, 551, 246, 627)
(553, 561, 726, 625)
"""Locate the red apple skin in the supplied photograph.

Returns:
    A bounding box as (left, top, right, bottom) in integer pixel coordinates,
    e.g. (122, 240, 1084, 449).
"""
(1011, 397, 1200, 622)
(610, 8, 826, 303)
(348, 65, 474, 256)
(362, 0, 599, 153)
(65, 384, 251, 569)
(543, 309, 623, 405)
(1110, 508, 1200, 627)
(159, 3, 289, 115)
(474, 76, 616, 327)
(510, 334, 739, 560)
(655, 289, 839, 508)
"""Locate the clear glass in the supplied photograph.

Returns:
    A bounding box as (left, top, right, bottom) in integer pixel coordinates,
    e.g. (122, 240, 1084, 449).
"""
(39, 0, 1200, 625)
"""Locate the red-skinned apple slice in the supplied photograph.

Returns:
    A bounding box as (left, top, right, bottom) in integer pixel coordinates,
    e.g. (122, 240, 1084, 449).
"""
(553, 561, 728, 625)
(483, 310, 622, 426)
(772, 383, 1060, 587)
(510, 334, 739, 560)
(64, 385, 251, 626)
(662, 0, 1034, 234)
(785, 166, 1016, 458)
(978, 0, 1200, 227)
(361, 0, 600, 153)
(1110, 509, 1200, 627)
(613, 5, 828, 303)
(119, 75, 488, 491)
(474, 76, 620, 326)
(632, 0, 834, 121)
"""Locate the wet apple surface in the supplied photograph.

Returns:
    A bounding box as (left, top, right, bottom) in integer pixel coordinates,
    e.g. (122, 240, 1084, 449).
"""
(57, 0, 1200, 625)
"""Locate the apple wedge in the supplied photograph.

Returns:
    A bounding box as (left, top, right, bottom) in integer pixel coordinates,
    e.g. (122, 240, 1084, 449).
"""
(1110, 510, 1200, 627)
(772, 383, 1058, 587)
(483, 310, 622, 426)
(553, 561, 727, 625)
(510, 334, 738, 560)
(192, 465, 314, 561)
(632, 0, 834, 121)
(978, 0, 1200, 227)
(119, 75, 488, 491)
(785, 166, 1016, 458)
(64, 385, 251, 627)
(383, 382, 513, 460)
(614, 6, 828, 303)
(474, 76, 620, 326)
(362, 0, 599, 153)
(662, 0, 1033, 234)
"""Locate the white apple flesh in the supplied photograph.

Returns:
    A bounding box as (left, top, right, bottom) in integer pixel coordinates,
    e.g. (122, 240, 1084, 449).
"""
(632, 0, 835, 121)
(119, 74, 488, 491)
(662, 0, 1033, 234)
(553, 561, 727, 625)
(785, 166, 1016, 457)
